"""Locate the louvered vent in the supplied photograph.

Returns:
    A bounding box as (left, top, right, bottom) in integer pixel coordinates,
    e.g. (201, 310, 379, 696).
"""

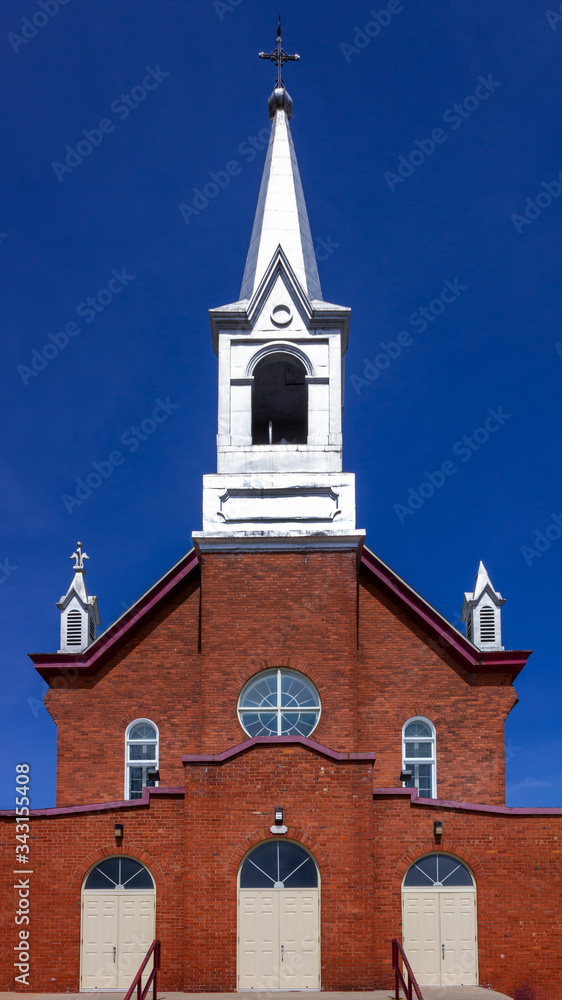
(479, 606, 496, 643)
(466, 616, 473, 642)
(89, 617, 96, 642)
(66, 609, 83, 646)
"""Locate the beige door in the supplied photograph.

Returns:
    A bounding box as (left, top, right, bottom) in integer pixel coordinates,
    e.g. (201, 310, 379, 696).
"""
(402, 890, 477, 986)
(238, 889, 320, 989)
(81, 893, 155, 990)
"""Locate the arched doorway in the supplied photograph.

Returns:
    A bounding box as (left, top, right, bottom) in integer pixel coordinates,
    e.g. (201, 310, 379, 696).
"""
(81, 856, 155, 990)
(238, 840, 320, 990)
(402, 853, 478, 986)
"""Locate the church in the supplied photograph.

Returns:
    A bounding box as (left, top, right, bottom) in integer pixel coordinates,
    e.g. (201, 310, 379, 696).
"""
(2, 27, 561, 1000)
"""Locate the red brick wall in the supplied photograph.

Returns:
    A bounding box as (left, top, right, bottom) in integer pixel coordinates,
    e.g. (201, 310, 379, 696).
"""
(371, 793, 562, 999)
(44, 552, 516, 809)
(1, 764, 561, 997)
(183, 743, 376, 991)
(0, 795, 184, 993)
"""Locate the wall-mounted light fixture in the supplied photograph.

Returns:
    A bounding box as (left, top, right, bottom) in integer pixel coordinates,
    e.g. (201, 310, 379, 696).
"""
(147, 769, 160, 783)
(114, 823, 124, 839)
(270, 806, 287, 835)
(400, 768, 413, 782)
(433, 821, 443, 838)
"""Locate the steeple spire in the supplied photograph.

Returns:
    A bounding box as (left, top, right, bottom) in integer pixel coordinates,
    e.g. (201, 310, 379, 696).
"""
(240, 23, 322, 303)
(461, 561, 505, 651)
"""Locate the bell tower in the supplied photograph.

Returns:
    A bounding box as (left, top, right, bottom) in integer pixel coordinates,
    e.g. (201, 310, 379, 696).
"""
(193, 23, 364, 554)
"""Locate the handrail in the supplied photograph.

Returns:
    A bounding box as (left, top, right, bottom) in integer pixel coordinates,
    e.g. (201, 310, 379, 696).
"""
(392, 938, 424, 1000)
(124, 939, 161, 1000)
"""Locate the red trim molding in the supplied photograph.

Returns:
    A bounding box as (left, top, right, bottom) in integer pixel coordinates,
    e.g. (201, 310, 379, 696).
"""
(0, 785, 184, 819)
(183, 735, 377, 765)
(31, 549, 199, 680)
(361, 546, 531, 680)
(373, 786, 562, 816)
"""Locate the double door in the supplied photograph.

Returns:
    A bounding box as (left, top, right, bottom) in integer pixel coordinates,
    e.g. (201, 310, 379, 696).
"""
(402, 890, 477, 986)
(81, 893, 155, 990)
(238, 889, 319, 989)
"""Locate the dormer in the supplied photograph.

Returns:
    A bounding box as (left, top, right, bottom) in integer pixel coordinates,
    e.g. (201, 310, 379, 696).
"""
(461, 561, 505, 651)
(56, 542, 101, 653)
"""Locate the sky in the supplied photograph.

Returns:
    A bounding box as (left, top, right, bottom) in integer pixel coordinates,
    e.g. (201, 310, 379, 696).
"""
(1, 0, 561, 809)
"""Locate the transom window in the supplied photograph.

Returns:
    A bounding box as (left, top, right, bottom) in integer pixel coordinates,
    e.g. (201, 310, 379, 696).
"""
(125, 720, 159, 800)
(402, 717, 436, 799)
(84, 856, 154, 890)
(404, 853, 474, 888)
(240, 840, 318, 889)
(238, 668, 321, 738)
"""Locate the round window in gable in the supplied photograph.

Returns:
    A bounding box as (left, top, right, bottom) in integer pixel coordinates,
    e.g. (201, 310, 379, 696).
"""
(238, 668, 321, 738)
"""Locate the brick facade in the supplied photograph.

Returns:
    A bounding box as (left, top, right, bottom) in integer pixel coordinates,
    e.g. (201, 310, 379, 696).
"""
(1, 546, 560, 998)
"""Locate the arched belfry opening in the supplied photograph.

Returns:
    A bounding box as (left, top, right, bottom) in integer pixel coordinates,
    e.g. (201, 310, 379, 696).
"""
(252, 354, 308, 445)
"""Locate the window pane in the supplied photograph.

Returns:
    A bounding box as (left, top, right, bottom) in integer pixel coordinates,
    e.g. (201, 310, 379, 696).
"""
(280, 711, 318, 736)
(239, 675, 277, 709)
(129, 744, 157, 761)
(129, 723, 156, 741)
(120, 857, 154, 889)
(404, 721, 431, 738)
(404, 853, 473, 887)
(84, 857, 121, 889)
(239, 711, 278, 737)
(406, 763, 432, 797)
(280, 673, 318, 709)
(404, 740, 432, 759)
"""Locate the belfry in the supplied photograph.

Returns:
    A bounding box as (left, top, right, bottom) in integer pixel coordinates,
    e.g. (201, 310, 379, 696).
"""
(2, 25, 561, 1000)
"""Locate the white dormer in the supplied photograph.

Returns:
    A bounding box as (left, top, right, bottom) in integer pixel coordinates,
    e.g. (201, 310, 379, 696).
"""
(461, 561, 505, 651)
(57, 542, 101, 653)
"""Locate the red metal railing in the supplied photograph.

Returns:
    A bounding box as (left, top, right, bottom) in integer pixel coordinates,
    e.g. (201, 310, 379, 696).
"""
(392, 938, 424, 1000)
(124, 939, 161, 1000)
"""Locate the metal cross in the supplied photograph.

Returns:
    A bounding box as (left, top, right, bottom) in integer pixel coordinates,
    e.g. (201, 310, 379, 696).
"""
(259, 16, 300, 88)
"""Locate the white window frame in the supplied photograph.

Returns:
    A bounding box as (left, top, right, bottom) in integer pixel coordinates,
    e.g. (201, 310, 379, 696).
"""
(237, 668, 321, 738)
(402, 716, 436, 799)
(124, 719, 159, 801)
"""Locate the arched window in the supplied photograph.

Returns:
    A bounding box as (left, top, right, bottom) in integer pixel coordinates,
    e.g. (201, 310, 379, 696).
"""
(240, 840, 318, 889)
(84, 856, 155, 890)
(125, 720, 159, 800)
(402, 717, 436, 799)
(252, 356, 307, 445)
(403, 853, 474, 887)
(238, 668, 321, 738)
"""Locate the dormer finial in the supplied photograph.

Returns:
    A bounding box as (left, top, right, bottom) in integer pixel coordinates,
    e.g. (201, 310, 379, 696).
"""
(70, 541, 89, 571)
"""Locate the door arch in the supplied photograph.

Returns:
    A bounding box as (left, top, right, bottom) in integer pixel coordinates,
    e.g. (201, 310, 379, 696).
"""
(81, 856, 156, 990)
(402, 853, 478, 986)
(238, 840, 320, 990)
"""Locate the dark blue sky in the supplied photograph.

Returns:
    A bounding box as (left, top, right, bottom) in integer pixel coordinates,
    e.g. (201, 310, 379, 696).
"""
(1, 0, 561, 808)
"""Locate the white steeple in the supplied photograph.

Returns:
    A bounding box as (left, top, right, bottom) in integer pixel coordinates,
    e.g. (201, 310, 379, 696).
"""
(57, 542, 100, 653)
(461, 561, 505, 651)
(193, 26, 364, 555)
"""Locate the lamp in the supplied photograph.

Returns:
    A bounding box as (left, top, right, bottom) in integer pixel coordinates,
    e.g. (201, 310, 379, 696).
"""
(433, 821, 443, 838)
(400, 768, 413, 782)
(114, 823, 123, 839)
(274, 806, 283, 825)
